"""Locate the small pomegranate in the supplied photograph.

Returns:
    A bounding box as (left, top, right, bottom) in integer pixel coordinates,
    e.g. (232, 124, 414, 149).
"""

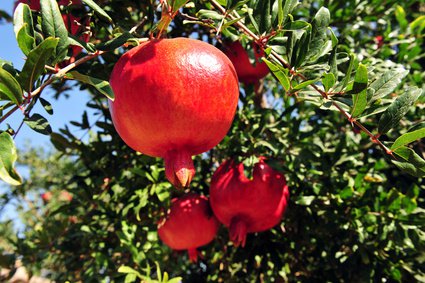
(41, 191, 53, 203)
(109, 38, 239, 188)
(14, 0, 90, 61)
(209, 158, 289, 247)
(223, 41, 270, 84)
(157, 193, 220, 262)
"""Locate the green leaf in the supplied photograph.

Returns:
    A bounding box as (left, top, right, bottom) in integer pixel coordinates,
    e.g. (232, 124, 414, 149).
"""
(17, 37, 59, 92)
(13, 3, 35, 55)
(118, 265, 142, 277)
(170, 0, 190, 14)
(24, 113, 52, 135)
(82, 0, 113, 23)
(66, 71, 114, 100)
(369, 69, 409, 104)
(313, 7, 330, 30)
(96, 32, 134, 51)
(410, 15, 425, 35)
(254, 0, 272, 33)
(262, 58, 290, 91)
(41, 0, 69, 63)
(294, 196, 315, 206)
(395, 5, 408, 31)
(378, 87, 422, 134)
(0, 67, 23, 105)
(280, 0, 299, 27)
(339, 53, 356, 90)
(391, 128, 425, 151)
(322, 72, 335, 92)
(293, 78, 319, 90)
(39, 97, 53, 115)
(0, 132, 22, 186)
(392, 146, 425, 177)
(351, 63, 368, 117)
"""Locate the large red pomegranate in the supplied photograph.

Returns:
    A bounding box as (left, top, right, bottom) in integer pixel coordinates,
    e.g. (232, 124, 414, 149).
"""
(223, 41, 270, 84)
(109, 38, 239, 188)
(157, 193, 220, 262)
(14, 0, 90, 61)
(209, 158, 289, 247)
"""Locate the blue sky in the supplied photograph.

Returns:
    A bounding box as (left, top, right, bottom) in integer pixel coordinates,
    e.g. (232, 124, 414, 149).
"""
(0, 0, 93, 149)
(0, 0, 95, 230)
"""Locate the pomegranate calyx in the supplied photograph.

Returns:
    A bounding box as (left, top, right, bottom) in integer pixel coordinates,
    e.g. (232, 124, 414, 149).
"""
(187, 248, 200, 263)
(229, 216, 248, 247)
(164, 150, 195, 189)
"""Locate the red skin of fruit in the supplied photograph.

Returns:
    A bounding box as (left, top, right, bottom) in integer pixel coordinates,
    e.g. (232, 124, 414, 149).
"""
(209, 158, 289, 247)
(157, 194, 220, 262)
(223, 41, 270, 85)
(41, 191, 53, 203)
(14, 0, 89, 60)
(109, 38, 239, 188)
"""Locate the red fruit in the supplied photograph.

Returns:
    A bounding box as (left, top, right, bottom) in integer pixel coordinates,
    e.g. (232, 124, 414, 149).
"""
(41, 191, 53, 203)
(223, 41, 270, 84)
(157, 194, 220, 262)
(109, 38, 239, 188)
(209, 158, 289, 247)
(58, 190, 73, 202)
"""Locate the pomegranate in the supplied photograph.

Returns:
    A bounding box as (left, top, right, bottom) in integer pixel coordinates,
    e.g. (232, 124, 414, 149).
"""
(109, 38, 239, 188)
(209, 158, 289, 247)
(14, 0, 90, 61)
(157, 193, 220, 262)
(223, 41, 270, 84)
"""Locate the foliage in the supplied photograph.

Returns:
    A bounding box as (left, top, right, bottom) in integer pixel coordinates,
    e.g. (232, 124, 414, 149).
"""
(0, 0, 425, 282)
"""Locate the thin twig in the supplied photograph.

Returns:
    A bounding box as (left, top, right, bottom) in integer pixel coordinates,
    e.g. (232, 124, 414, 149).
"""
(0, 105, 19, 124)
(209, 0, 394, 158)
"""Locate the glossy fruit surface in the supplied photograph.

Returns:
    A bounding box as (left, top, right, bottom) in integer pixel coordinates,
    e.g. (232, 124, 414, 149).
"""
(223, 41, 269, 84)
(209, 158, 289, 247)
(109, 38, 239, 188)
(157, 193, 219, 262)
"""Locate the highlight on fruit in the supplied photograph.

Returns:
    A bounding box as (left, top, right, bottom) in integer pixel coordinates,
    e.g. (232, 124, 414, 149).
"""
(109, 37, 240, 189)
(209, 157, 290, 247)
(157, 193, 220, 262)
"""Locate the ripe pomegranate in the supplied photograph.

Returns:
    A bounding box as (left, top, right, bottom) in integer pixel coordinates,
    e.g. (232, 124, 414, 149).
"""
(209, 158, 289, 247)
(157, 193, 220, 262)
(109, 38, 239, 188)
(223, 41, 270, 84)
(14, 0, 90, 61)
(41, 191, 53, 203)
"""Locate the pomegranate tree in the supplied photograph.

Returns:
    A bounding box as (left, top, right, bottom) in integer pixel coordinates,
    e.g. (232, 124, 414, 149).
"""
(223, 41, 270, 84)
(15, 0, 90, 62)
(109, 38, 239, 188)
(157, 193, 219, 262)
(209, 158, 289, 247)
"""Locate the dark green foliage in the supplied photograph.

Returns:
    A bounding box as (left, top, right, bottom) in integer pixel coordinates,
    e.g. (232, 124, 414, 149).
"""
(0, 0, 424, 282)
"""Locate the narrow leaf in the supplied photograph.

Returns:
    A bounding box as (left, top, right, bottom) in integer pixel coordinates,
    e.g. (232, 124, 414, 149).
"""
(82, 0, 113, 23)
(322, 72, 335, 92)
(351, 63, 368, 117)
(369, 69, 409, 104)
(39, 97, 53, 115)
(391, 128, 425, 151)
(0, 67, 23, 105)
(170, 0, 190, 13)
(17, 37, 59, 92)
(393, 146, 425, 177)
(262, 58, 290, 91)
(41, 0, 69, 62)
(254, 0, 272, 33)
(378, 87, 422, 134)
(313, 7, 330, 30)
(24, 113, 52, 135)
(339, 53, 356, 90)
(293, 78, 319, 90)
(0, 132, 22, 186)
(67, 71, 114, 100)
(13, 4, 35, 55)
(96, 32, 134, 51)
(281, 0, 299, 26)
